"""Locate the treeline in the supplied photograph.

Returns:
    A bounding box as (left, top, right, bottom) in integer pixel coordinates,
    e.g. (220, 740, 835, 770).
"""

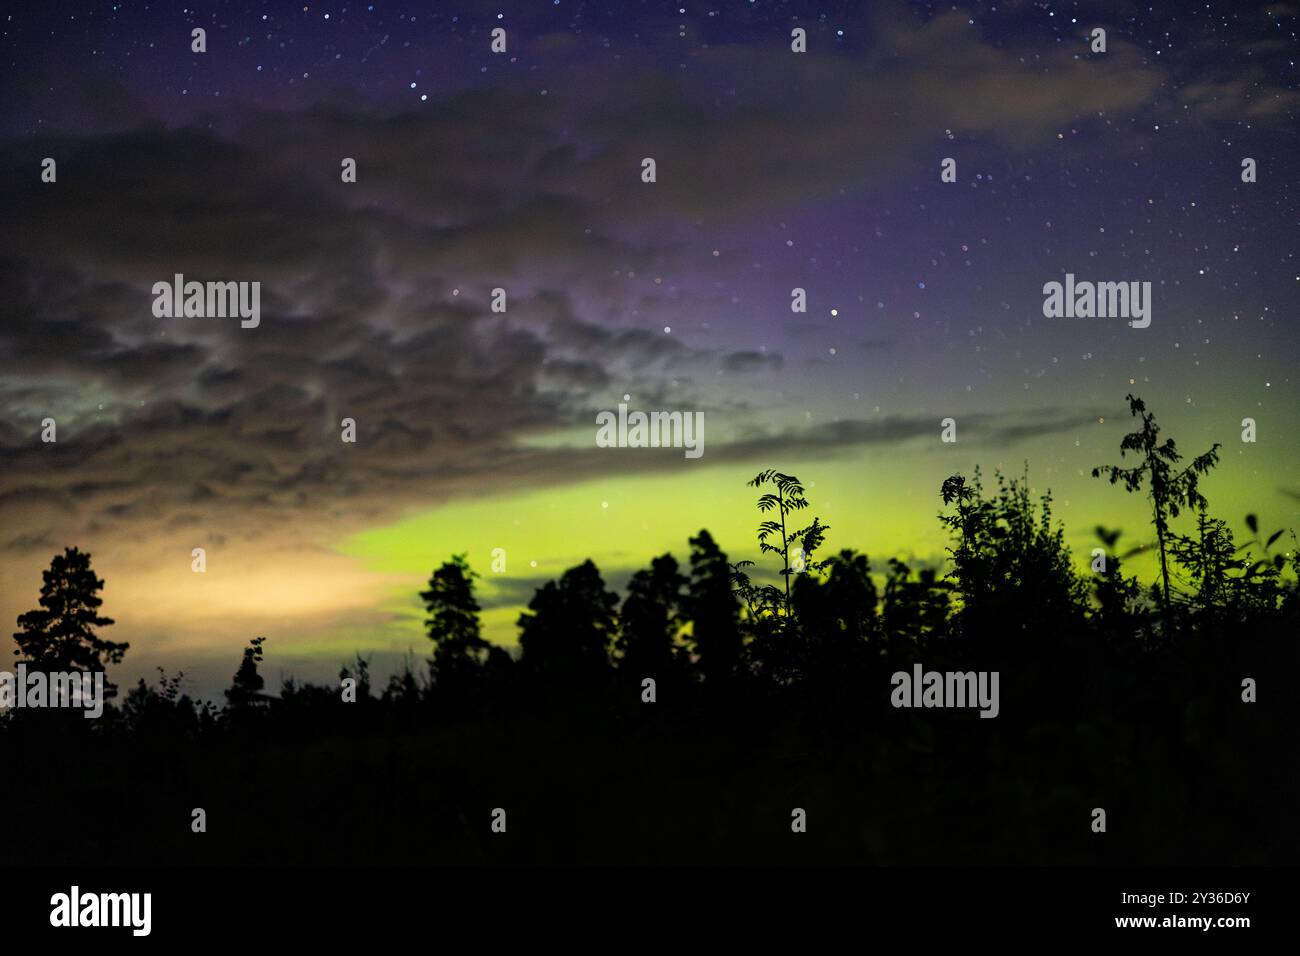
(2, 395, 1296, 865)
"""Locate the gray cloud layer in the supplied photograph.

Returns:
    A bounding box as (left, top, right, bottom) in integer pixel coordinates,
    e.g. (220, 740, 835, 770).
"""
(0, 4, 1286, 557)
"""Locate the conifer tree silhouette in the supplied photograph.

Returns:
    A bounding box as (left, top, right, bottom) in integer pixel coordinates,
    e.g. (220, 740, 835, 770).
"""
(617, 553, 687, 682)
(13, 547, 127, 698)
(225, 636, 267, 709)
(422, 554, 491, 689)
(685, 529, 743, 683)
(518, 560, 619, 684)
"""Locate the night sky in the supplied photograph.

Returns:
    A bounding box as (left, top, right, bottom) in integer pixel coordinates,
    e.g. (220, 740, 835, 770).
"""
(1, 0, 1297, 697)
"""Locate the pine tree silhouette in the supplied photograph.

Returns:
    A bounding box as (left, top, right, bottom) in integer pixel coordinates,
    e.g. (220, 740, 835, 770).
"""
(422, 554, 492, 691)
(225, 636, 267, 709)
(685, 529, 743, 684)
(518, 559, 619, 685)
(13, 547, 127, 698)
(617, 553, 687, 683)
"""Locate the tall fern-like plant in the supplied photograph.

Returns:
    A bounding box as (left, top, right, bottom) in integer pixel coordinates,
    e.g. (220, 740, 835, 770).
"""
(744, 470, 830, 626)
(1092, 394, 1221, 628)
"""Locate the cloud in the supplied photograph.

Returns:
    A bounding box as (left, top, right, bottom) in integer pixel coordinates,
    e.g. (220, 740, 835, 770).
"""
(0, 0, 1290, 569)
(0, 100, 701, 546)
(713, 408, 1103, 462)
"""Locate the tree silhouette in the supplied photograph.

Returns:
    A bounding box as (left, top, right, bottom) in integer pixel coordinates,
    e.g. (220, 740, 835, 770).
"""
(422, 554, 492, 689)
(685, 529, 743, 684)
(13, 547, 127, 698)
(879, 557, 951, 648)
(338, 654, 372, 701)
(3, 423, 1298, 868)
(616, 553, 687, 683)
(787, 548, 879, 684)
(122, 668, 211, 737)
(791, 548, 879, 646)
(518, 560, 619, 684)
(225, 636, 267, 709)
(1092, 394, 1221, 625)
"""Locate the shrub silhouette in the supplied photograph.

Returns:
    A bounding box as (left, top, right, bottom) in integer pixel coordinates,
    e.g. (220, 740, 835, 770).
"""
(938, 468, 1087, 652)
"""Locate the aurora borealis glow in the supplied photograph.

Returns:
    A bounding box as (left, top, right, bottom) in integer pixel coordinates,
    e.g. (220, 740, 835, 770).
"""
(1, 0, 1296, 698)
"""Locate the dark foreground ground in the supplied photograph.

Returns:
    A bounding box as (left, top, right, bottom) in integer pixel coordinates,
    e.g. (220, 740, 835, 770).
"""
(4, 625, 1294, 867)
